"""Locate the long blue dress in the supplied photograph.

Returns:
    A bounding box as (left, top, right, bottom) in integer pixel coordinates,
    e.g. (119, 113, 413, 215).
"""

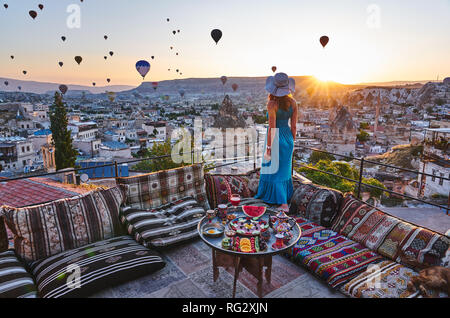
(255, 106, 294, 205)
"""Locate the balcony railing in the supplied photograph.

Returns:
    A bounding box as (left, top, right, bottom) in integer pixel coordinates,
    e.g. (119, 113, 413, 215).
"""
(1, 141, 448, 215)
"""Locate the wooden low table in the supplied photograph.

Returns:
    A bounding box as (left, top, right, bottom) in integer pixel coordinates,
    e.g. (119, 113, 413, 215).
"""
(198, 207, 301, 298)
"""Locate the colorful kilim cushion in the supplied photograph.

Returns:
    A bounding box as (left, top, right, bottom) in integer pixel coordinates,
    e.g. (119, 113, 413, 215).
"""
(204, 169, 261, 209)
(330, 195, 376, 234)
(289, 183, 343, 227)
(288, 217, 384, 289)
(117, 164, 209, 210)
(28, 236, 166, 298)
(0, 217, 7, 253)
(2, 187, 126, 262)
(120, 197, 206, 248)
(0, 250, 37, 298)
(340, 260, 420, 298)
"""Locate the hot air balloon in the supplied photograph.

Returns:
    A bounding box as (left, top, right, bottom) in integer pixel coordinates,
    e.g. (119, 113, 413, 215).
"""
(151, 56, 154, 60)
(220, 76, 228, 85)
(232, 83, 238, 92)
(18, 86, 22, 91)
(320, 36, 329, 48)
(176, 69, 179, 73)
(4, 81, 8, 86)
(74, 56, 83, 65)
(170, 46, 173, 50)
(135, 60, 150, 79)
(104, 56, 107, 60)
(107, 91, 116, 102)
(23, 71, 27, 75)
(152, 82, 158, 91)
(59, 84, 68, 94)
(29, 10, 37, 19)
(59, 62, 63, 67)
(211, 29, 222, 44)
(179, 89, 185, 98)
(172, 31, 176, 35)
(10, 55, 14, 59)
(38, 4, 43, 10)
(177, 30, 180, 33)
(61, 36, 66, 42)
(107, 78, 111, 83)
(92, 82, 96, 87)
(104, 35, 108, 40)
(3, 4, 8, 9)
(166, 18, 170, 22)
(109, 51, 114, 56)
(272, 66, 277, 73)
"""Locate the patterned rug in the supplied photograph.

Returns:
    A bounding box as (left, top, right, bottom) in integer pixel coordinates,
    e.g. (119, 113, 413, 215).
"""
(287, 217, 384, 289)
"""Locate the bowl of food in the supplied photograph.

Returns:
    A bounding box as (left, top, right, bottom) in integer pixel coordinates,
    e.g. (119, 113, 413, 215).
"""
(202, 223, 225, 238)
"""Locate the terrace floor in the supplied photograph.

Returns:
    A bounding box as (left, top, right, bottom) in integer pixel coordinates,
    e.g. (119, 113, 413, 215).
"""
(92, 238, 345, 298)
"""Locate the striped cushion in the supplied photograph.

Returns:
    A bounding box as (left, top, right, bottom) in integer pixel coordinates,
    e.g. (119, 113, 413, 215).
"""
(120, 197, 206, 248)
(0, 217, 7, 253)
(117, 164, 209, 211)
(0, 250, 37, 298)
(2, 187, 126, 262)
(28, 236, 165, 298)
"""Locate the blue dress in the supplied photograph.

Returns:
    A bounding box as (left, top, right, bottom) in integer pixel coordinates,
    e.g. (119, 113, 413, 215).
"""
(255, 106, 294, 205)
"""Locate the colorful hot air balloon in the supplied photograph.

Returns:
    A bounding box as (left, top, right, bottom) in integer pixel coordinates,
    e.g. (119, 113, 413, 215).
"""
(320, 36, 329, 48)
(179, 89, 185, 98)
(4, 4, 8, 9)
(211, 29, 222, 44)
(29, 10, 37, 19)
(107, 91, 116, 102)
(220, 76, 228, 85)
(135, 60, 151, 79)
(232, 83, 239, 92)
(272, 66, 277, 73)
(152, 82, 158, 91)
(59, 84, 68, 94)
(38, 4, 43, 10)
(74, 56, 83, 65)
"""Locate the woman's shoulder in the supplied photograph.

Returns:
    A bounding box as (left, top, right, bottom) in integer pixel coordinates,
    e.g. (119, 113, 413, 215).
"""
(267, 100, 278, 112)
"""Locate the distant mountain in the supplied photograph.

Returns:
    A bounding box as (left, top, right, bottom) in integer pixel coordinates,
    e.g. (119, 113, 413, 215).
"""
(0, 77, 134, 94)
(357, 80, 433, 87)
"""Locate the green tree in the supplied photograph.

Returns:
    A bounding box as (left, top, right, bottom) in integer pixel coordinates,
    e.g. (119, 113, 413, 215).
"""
(49, 92, 78, 170)
(357, 130, 370, 143)
(134, 139, 183, 172)
(359, 122, 370, 130)
(308, 151, 336, 165)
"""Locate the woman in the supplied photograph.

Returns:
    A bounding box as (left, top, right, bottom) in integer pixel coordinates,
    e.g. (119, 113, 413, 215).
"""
(255, 73, 297, 212)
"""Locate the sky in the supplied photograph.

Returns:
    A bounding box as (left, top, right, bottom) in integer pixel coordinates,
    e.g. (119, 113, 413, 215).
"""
(0, 0, 449, 86)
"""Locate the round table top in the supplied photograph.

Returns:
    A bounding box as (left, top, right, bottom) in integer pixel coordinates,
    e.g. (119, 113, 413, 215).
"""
(198, 207, 302, 257)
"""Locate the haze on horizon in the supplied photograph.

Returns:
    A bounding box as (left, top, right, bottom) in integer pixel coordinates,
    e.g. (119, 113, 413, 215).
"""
(1, 0, 449, 87)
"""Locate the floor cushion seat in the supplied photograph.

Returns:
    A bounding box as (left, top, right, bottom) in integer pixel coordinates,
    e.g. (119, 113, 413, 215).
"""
(340, 259, 420, 298)
(287, 217, 384, 289)
(28, 236, 165, 298)
(0, 250, 37, 298)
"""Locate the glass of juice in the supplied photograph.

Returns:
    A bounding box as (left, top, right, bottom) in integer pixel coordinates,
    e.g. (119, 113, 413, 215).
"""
(230, 194, 241, 213)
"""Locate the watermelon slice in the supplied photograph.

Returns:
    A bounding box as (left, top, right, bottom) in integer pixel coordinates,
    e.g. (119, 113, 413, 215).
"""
(242, 206, 266, 218)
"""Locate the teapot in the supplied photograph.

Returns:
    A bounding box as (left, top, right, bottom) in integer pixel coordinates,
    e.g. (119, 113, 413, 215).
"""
(270, 211, 296, 234)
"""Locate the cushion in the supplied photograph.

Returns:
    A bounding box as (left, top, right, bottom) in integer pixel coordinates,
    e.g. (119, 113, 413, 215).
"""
(0, 217, 7, 253)
(289, 183, 343, 227)
(2, 187, 125, 262)
(340, 260, 419, 298)
(204, 169, 261, 209)
(120, 197, 206, 248)
(28, 236, 166, 298)
(287, 217, 384, 289)
(117, 164, 209, 210)
(332, 195, 450, 267)
(0, 250, 37, 298)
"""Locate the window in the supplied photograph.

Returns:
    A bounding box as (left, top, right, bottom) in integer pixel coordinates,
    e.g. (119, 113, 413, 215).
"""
(432, 170, 436, 182)
(23, 160, 26, 166)
(439, 173, 444, 186)
(22, 147, 25, 153)
(27, 146, 30, 152)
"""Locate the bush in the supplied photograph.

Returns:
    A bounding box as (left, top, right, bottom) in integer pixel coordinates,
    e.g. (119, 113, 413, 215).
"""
(308, 151, 336, 165)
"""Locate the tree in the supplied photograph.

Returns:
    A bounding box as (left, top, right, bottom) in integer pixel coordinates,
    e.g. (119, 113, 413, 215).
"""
(49, 92, 78, 170)
(134, 139, 184, 172)
(308, 151, 336, 165)
(357, 130, 370, 143)
(360, 122, 370, 130)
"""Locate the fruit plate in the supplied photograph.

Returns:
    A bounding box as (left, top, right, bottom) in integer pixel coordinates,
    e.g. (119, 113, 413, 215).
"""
(242, 206, 266, 218)
(229, 217, 269, 236)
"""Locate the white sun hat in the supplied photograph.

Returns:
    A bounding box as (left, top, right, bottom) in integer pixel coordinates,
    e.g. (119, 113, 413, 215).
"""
(265, 72, 296, 97)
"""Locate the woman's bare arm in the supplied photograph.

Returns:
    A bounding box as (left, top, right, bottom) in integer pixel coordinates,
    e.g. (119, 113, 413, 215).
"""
(267, 100, 277, 150)
(290, 99, 298, 141)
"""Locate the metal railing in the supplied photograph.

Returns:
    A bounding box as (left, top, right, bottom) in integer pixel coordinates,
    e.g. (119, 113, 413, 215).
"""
(293, 145, 449, 215)
(1, 140, 448, 215)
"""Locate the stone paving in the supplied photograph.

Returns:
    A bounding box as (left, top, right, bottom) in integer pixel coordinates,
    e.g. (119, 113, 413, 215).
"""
(92, 238, 345, 298)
